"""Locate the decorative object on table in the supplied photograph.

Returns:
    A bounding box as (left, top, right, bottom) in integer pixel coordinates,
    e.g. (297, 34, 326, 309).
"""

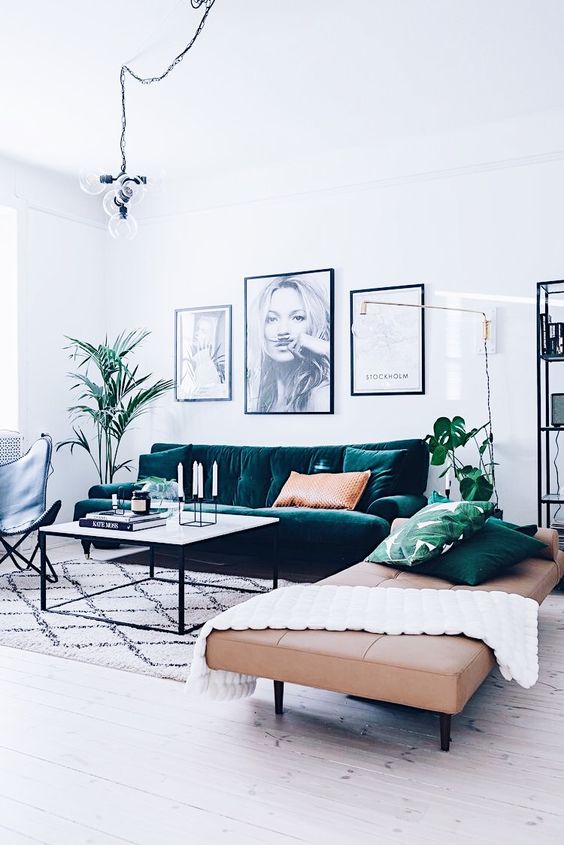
(245, 269, 334, 414)
(366, 499, 495, 567)
(78, 1, 218, 238)
(131, 489, 152, 515)
(56, 330, 172, 484)
(179, 460, 219, 527)
(140, 477, 179, 519)
(425, 416, 497, 503)
(175, 305, 232, 401)
(273, 470, 370, 510)
(0, 429, 24, 465)
(78, 511, 167, 532)
(0, 433, 61, 582)
(350, 284, 425, 395)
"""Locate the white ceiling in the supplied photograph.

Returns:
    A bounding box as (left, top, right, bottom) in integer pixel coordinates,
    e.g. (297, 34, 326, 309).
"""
(1, 0, 564, 179)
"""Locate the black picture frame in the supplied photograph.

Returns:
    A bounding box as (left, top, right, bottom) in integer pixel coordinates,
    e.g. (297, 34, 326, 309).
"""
(245, 268, 334, 415)
(175, 304, 232, 402)
(350, 283, 425, 396)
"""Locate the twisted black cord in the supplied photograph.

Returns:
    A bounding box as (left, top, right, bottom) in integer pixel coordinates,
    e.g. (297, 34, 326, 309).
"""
(119, 0, 216, 175)
(482, 325, 497, 506)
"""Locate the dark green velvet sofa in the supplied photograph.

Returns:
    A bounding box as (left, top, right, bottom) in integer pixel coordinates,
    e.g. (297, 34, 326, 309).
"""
(74, 440, 429, 580)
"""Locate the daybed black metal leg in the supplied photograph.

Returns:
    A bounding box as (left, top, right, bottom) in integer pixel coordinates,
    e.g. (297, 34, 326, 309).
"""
(274, 680, 284, 715)
(439, 713, 451, 751)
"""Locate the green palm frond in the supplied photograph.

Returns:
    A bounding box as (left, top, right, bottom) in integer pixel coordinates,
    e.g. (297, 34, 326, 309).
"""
(57, 331, 172, 484)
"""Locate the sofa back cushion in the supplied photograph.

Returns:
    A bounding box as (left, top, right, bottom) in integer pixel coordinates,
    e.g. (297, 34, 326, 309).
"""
(150, 438, 429, 508)
(265, 446, 345, 506)
(138, 445, 191, 489)
(343, 447, 407, 510)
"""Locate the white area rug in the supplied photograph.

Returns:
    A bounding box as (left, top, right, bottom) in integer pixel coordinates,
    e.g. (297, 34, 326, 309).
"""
(0, 559, 283, 682)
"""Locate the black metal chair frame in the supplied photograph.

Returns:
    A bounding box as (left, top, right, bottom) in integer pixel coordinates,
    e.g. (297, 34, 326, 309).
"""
(0, 500, 61, 583)
(0, 433, 61, 583)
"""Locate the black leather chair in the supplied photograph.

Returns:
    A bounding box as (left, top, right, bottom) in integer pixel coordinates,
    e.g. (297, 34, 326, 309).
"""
(0, 433, 61, 582)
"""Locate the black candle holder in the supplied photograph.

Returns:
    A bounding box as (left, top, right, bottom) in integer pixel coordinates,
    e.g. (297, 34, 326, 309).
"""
(178, 495, 218, 527)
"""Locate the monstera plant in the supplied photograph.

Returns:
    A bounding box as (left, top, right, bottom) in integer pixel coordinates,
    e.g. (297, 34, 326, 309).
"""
(425, 416, 496, 502)
(57, 330, 172, 484)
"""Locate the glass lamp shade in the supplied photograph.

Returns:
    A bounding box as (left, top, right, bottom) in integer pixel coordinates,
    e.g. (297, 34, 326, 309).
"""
(108, 211, 138, 240)
(117, 176, 145, 207)
(102, 189, 121, 216)
(79, 168, 106, 195)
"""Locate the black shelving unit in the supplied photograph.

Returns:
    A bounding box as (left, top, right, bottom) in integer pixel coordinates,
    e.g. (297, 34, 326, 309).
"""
(537, 280, 564, 527)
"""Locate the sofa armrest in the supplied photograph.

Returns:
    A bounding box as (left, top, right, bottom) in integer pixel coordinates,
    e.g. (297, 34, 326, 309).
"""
(87, 482, 138, 500)
(366, 494, 427, 523)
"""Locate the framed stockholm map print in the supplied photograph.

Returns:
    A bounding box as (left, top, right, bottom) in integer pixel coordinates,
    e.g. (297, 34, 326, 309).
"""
(350, 283, 425, 396)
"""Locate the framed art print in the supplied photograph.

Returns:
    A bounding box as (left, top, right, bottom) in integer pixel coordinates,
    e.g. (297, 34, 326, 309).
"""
(175, 304, 232, 401)
(350, 283, 425, 395)
(245, 268, 334, 414)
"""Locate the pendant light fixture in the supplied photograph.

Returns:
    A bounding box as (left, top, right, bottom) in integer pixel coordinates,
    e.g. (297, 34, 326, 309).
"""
(79, 0, 216, 239)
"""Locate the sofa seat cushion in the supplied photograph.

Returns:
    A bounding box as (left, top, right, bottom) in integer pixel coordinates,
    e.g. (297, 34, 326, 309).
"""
(254, 507, 389, 556)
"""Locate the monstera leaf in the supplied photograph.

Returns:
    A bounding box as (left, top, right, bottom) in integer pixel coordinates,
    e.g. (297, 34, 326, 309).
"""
(425, 416, 467, 466)
(458, 468, 494, 502)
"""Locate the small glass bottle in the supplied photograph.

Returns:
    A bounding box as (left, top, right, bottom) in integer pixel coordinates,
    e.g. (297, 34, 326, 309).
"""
(131, 490, 151, 515)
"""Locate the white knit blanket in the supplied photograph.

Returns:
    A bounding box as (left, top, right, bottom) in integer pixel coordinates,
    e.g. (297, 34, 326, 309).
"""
(185, 585, 539, 700)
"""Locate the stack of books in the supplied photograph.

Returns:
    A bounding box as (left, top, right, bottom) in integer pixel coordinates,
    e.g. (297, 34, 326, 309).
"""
(79, 510, 167, 532)
(540, 314, 564, 357)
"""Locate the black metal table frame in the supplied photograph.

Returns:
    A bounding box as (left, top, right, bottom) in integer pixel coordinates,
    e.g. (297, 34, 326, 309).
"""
(39, 522, 279, 636)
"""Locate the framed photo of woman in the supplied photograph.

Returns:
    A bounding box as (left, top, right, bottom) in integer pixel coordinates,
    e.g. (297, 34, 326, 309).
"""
(350, 283, 425, 395)
(175, 304, 232, 401)
(245, 269, 334, 414)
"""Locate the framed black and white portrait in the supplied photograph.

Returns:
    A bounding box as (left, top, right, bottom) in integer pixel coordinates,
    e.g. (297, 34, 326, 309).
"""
(245, 269, 334, 414)
(175, 304, 232, 401)
(350, 284, 425, 395)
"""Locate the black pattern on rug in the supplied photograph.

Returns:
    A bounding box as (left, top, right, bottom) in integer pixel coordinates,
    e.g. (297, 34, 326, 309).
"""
(0, 560, 284, 682)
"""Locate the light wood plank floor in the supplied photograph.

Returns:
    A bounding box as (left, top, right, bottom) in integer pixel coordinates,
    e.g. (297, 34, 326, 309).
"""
(0, 542, 562, 844)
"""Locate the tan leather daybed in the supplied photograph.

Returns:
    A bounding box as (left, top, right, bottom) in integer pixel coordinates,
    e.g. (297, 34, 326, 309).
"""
(206, 524, 563, 750)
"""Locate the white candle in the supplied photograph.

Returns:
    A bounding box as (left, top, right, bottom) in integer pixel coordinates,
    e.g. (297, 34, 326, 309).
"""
(177, 463, 184, 499)
(192, 460, 198, 497)
(111, 493, 118, 510)
(198, 463, 204, 499)
(212, 461, 218, 497)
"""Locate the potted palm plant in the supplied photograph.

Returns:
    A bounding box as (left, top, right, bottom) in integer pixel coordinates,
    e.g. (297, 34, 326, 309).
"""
(57, 330, 172, 484)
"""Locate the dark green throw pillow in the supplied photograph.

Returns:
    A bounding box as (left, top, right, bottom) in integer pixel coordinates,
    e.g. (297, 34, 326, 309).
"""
(138, 445, 191, 488)
(382, 521, 546, 586)
(343, 447, 407, 511)
(367, 500, 494, 566)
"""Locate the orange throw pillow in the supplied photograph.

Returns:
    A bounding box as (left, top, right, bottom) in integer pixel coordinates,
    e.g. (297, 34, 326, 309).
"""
(273, 470, 371, 510)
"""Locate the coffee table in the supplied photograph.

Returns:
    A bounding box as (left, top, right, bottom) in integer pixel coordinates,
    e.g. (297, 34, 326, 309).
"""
(39, 514, 279, 635)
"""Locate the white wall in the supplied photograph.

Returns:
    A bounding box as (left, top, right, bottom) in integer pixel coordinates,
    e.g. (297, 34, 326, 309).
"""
(0, 156, 107, 520)
(103, 112, 564, 525)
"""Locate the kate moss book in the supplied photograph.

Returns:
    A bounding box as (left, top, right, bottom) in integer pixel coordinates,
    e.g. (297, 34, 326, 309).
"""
(79, 515, 167, 532)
